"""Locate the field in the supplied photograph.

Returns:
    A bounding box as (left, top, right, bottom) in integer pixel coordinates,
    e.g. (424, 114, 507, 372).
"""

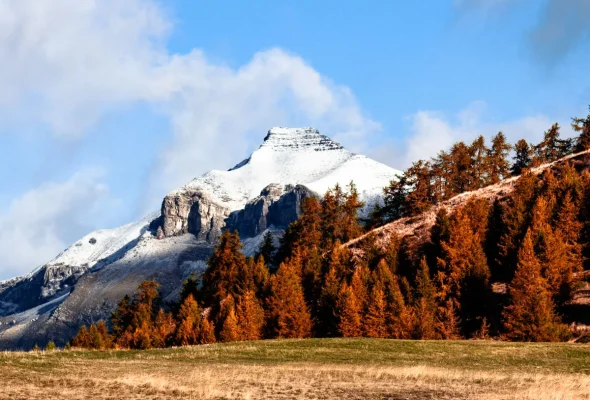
(1, 339, 590, 399)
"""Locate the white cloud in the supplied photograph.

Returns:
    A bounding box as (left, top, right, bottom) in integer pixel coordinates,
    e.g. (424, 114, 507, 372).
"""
(146, 48, 380, 209)
(0, 169, 111, 280)
(0, 0, 380, 211)
(397, 101, 574, 168)
(528, 0, 590, 67)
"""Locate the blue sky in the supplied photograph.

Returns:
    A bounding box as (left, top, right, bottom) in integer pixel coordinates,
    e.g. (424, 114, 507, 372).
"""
(0, 0, 588, 280)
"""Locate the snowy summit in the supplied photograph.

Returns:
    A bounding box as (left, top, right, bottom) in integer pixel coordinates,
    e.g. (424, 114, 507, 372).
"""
(177, 127, 399, 211)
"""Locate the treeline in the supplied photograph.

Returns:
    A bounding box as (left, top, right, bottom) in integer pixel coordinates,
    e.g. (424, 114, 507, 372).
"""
(70, 110, 590, 349)
(373, 110, 590, 224)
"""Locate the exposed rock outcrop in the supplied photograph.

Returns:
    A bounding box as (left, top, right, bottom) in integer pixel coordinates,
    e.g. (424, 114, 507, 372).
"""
(161, 189, 232, 242)
(226, 184, 317, 238)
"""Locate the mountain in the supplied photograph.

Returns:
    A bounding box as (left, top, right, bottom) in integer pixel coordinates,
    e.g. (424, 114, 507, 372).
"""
(0, 127, 400, 349)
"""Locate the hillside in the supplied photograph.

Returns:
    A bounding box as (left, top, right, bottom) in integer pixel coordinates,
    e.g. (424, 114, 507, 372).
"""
(345, 149, 590, 254)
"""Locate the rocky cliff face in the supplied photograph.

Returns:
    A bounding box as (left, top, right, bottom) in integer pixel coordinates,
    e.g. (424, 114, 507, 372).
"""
(161, 189, 232, 242)
(226, 184, 317, 238)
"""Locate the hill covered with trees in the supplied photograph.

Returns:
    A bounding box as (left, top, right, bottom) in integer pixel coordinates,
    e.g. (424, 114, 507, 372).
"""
(71, 109, 590, 349)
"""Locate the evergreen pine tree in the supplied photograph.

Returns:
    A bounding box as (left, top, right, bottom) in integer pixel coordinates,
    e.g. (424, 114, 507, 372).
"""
(572, 107, 590, 152)
(257, 231, 276, 267)
(381, 173, 409, 221)
(511, 139, 533, 176)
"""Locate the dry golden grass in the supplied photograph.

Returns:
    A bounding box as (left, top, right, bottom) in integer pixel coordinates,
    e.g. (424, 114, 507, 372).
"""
(1, 339, 589, 399)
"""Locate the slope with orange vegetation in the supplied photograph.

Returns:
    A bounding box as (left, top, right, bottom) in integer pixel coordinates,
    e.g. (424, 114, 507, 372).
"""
(345, 149, 590, 255)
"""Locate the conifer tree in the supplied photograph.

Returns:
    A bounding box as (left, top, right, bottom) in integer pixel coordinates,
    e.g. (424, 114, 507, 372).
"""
(556, 192, 584, 280)
(511, 139, 533, 176)
(153, 309, 176, 348)
(248, 256, 271, 299)
(96, 320, 113, 349)
(413, 258, 437, 339)
(318, 264, 341, 337)
(503, 231, 567, 342)
(535, 123, 564, 163)
(89, 323, 103, 350)
(435, 299, 461, 339)
(496, 172, 540, 281)
(469, 135, 489, 189)
(437, 206, 491, 335)
(341, 181, 365, 241)
(235, 291, 264, 341)
(404, 160, 435, 216)
(487, 132, 512, 184)
(387, 276, 414, 339)
(381, 174, 409, 221)
(175, 294, 201, 346)
(364, 286, 388, 338)
(257, 231, 276, 267)
(267, 258, 312, 338)
(201, 231, 248, 305)
(277, 196, 322, 263)
(198, 317, 216, 344)
(572, 107, 590, 152)
(337, 284, 363, 337)
(179, 274, 200, 307)
(71, 325, 91, 348)
(448, 142, 473, 194)
(220, 306, 240, 342)
(350, 264, 370, 313)
(111, 295, 132, 338)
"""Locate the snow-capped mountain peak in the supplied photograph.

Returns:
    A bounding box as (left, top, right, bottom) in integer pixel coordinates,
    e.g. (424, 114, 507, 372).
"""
(177, 127, 400, 212)
(259, 127, 345, 152)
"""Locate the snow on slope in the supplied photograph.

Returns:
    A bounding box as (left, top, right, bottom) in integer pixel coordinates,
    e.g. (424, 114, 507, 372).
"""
(174, 127, 401, 211)
(36, 212, 158, 275)
(2, 128, 398, 285)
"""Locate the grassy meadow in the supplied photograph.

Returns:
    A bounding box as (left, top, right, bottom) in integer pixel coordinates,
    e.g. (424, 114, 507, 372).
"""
(1, 338, 590, 399)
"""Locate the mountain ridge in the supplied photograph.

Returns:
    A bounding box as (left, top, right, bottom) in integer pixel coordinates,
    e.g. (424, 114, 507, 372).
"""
(0, 127, 400, 349)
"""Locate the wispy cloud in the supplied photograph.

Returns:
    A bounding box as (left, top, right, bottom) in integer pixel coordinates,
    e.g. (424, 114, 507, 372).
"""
(374, 101, 574, 169)
(528, 0, 590, 67)
(0, 168, 112, 280)
(0, 0, 381, 278)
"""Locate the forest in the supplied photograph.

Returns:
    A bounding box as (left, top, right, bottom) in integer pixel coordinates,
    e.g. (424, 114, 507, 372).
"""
(70, 109, 590, 349)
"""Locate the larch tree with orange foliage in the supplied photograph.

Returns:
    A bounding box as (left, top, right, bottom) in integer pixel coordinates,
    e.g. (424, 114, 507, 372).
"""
(337, 283, 363, 337)
(201, 231, 248, 306)
(235, 290, 265, 341)
(503, 230, 568, 342)
(175, 294, 202, 346)
(363, 286, 388, 338)
(267, 257, 313, 339)
(413, 258, 437, 339)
